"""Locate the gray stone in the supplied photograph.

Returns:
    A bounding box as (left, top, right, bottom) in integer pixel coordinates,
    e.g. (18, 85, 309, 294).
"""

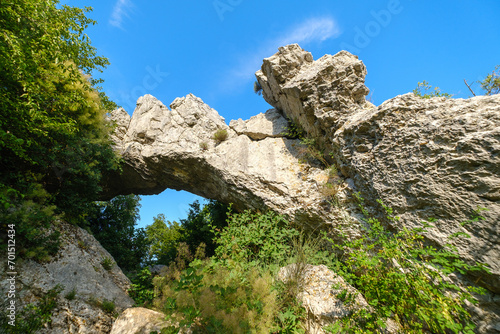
(255, 44, 372, 157)
(333, 93, 500, 293)
(278, 264, 399, 334)
(0, 221, 134, 334)
(255, 44, 500, 295)
(108, 107, 130, 145)
(278, 264, 369, 334)
(103, 93, 334, 227)
(229, 108, 289, 140)
(110, 307, 176, 334)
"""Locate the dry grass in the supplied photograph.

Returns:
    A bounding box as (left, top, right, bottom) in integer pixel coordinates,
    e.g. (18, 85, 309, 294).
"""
(212, 129, 228, 144)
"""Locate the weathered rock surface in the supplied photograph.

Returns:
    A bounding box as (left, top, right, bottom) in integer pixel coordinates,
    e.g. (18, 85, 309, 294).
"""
(110, 307, 178, 334)
(333, 93, 500, 292)
(229, 108, 289, 140)
(255, 44, 500, 294)
(102, 44, 500, 331)
(0, 221, 134, 334)
(278, 264, 370, 334)
(103, 93, 333, 226)
(256, 44, 373, 156)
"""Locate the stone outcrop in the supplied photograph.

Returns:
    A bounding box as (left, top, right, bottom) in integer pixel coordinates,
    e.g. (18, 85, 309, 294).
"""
(279, 264, 368, 334)
(255, 44, 500, 294)
(103, 44, 500, 331)
(229, 108, 289, 140)
(104, 93, 333, 227)
(333, 93, 500, 292)
(109, 307, 183, 334)
(0, 221, 134, 334)
(255, 44, 373, 157)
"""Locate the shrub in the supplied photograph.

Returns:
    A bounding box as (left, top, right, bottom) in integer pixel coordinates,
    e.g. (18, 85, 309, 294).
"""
(320, 182, 340, 204)
(151, 209, 321, 333)
(281, 117, 305, 140)
(281, 118, 330, 167)
(101, 299, 116, 314)
(157, 260, 278, 333)
(101, 256, 114, 271)
(297, 137, 329, 167)
(0, 285, 62, 333)
(212, 129, 228, 144)
(199, 141, 209, 151)
(212, 209, 300, 269)
(324, 195, 489, 333)
(413, 80, 452, 99)
(478, 65, 500, 95)
(0, 182, 61, 263)
(128, 268, 155, 306)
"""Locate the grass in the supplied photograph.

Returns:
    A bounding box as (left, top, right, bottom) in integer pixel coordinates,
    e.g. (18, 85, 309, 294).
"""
(64, 288, 76, 300)
(212, 129, 228, 144)
(101, 256, 114, 271)
(199, 141, 209, 151)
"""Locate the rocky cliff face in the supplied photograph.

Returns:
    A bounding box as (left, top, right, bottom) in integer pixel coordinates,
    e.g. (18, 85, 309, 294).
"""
(101, 44, 500, 331)
(0, 221, 134, 333)
(255, 45, 500, 294)
(104, 94, 334, 227)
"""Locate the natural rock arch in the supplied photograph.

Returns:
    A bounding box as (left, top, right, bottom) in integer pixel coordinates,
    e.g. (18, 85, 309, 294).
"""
(103, 44, 500, 296)
(103, 93, 331, 225)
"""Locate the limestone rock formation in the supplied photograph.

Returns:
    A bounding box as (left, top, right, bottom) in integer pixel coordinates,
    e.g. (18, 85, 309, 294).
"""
(255, 44, 500, 294)
(229, 108, 289, 140)
(0, 221, 134, 334)
(103, 44, 500, 331)
(255, 44, 373, 156)
(104, 93, 333, 226)
(278, 264, 369, 334)
(110, 307, 185, 334)
(333, 93, 500, 292)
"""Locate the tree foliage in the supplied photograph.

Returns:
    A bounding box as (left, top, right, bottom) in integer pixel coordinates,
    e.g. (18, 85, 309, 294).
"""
(413, 80, 452, 99)
(146, 214, 184, 264)
(0, 1, 120, 258)
(86, 195, 149, 272)
(479, 65, 500, 95)
(180, 199, 229, 256)
(145, 200, 229, 265)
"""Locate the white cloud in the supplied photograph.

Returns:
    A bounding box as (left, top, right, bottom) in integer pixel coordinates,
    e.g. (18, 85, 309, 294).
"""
(227, 17, 341, 84)
(109, 0, 134, 29)
(275, 17, 341, 47)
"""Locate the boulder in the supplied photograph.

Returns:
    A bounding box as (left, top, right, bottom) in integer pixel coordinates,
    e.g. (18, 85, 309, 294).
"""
(229, 108, 289, 140)
(110, 307, 179, 334)
(278, 264, 368, 334)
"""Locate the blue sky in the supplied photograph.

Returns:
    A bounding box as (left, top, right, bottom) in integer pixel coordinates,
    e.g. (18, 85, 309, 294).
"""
(71, 0, 500, 228)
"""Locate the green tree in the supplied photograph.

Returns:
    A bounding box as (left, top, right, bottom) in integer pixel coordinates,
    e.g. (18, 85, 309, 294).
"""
(0, 1, 119, 220)
(0, 1, 120, 258)
(146, 214, 185, 264)
(180, 200, 229, 257)
(86, 195, 150, 272)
